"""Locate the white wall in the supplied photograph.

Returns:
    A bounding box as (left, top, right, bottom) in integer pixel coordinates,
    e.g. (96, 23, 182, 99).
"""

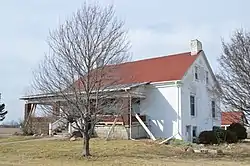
(139, 52, 220, 141)
(140, 84, 181, 139)
(181, 52, 221, 141)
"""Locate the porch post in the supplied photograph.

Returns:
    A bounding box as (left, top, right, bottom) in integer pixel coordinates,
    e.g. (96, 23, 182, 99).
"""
(24, 103, 32, 121)
(24, 103, 37, 134)
(129, 95, 132, 139)
(121, 98, 130, 125)
(68, 122, 72, 134)
(52, 102, 60, 117)
(48, 123, 52, 136)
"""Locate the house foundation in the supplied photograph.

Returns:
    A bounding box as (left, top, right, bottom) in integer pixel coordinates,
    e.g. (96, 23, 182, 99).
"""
(91, 123, 148, 139)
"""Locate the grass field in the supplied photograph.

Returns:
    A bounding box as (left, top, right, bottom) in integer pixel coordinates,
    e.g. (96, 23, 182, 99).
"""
(0, 136, 38, 143)
(0, 127, 21, 134)
(0, 137, 250, 166)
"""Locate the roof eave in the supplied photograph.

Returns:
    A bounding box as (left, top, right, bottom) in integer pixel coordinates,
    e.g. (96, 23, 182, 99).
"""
(20, 82, 150, 101)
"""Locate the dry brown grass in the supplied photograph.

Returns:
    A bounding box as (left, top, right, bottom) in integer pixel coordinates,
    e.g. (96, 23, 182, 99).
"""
(0, 138, 250, 166)
(0, 128, 21, 135)
(0, 136, 38, 143)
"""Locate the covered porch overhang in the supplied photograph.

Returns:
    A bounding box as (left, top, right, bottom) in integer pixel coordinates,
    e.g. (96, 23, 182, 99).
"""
(20, 82, 149, 105)
(19, 82, 152, 137)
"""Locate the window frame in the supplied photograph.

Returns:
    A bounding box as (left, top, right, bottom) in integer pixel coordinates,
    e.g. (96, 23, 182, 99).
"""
(192, 126, 197, 143)
(195, 66, 199, 80)
(190, 95, 196, 116)
(205, 71, 209, 84)
(212, 100, 216, 118)
(192, 126, 197, 138)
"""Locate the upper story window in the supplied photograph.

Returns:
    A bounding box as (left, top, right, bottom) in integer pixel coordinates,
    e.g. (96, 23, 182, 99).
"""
(212, 101, 216, 118)
(195, 66, 198, 80)
(205, 71, 209, 84)
(190, 95, 195, 116)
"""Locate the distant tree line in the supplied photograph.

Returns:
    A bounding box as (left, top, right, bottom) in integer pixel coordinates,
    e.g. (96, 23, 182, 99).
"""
(0, 119, 22, 128)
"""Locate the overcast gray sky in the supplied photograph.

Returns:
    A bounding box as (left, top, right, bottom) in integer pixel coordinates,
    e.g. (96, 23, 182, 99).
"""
(0, 0, 249, 122)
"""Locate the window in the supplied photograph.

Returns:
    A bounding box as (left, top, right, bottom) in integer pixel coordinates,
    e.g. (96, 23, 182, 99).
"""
(205, 71, 209, 84)
(186, 125, 191, 142)
(212, 101, 216, 118)
(132, 99, 140, 114)
(134, 99, 140, 105)
(102, 99, 117, 115)
(192, 126, 197, 138)
(195, 66, 198, 80)
(192, 126, 197, 143)
(190, 95, 195, 116)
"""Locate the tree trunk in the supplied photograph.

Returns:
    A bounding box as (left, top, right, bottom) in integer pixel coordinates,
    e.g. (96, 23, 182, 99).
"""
(82, 132, 91, 157)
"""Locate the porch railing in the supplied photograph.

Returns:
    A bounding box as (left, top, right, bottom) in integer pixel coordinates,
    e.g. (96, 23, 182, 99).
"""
(49, 117, 68, 135)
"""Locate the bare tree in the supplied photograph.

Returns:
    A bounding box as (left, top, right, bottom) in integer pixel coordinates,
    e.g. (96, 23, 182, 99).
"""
(32, 3, 130, 157)
(217, 29, 250, 118)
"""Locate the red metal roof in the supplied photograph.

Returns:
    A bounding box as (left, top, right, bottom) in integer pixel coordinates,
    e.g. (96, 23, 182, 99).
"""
(73, 51, 199, 89)
(113, 52, 198, 84)
(108, 52, 199, 84)
(221, 112, 243, 125)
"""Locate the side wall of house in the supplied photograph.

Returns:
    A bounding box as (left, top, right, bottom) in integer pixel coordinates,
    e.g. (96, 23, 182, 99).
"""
(140, 83, 181, 139)
(181, 52, 221, 142)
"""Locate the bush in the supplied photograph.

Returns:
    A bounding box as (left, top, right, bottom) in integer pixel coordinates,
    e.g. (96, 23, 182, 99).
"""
(70, 131, 83, 138)
(213, 128, 226, 144)
(198, 129, 238, 144)
(213, 126, 221, 131)
(227, 123, 247, 140)
(198, 131, 218, 144)
(225, 130, 238, 143)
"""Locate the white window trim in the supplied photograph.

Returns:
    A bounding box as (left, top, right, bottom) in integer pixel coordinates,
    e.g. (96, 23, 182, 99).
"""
(190, 94, 196, 117)
(205, 71, 209, 84)
(192, 126, 198, 141)
(194, 66, 199, 81)
(211, 100, 216, 118)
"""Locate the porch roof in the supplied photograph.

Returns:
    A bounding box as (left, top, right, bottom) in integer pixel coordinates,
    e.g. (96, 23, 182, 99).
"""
(20, 82, 149, 104)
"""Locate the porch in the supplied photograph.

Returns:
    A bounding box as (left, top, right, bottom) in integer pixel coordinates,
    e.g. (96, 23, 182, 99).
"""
(20, 83, 155, 140)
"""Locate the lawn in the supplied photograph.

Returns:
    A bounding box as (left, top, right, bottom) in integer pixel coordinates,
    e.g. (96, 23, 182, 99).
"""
(0, 137, 250, 166)
(0, 136, 37, 143)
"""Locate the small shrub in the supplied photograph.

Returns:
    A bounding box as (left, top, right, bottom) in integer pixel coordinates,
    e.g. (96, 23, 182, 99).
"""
(21, 127, 34, 136)
(198, 129, 238, 144)
(225, 130, 238, 143)
(212, 126, 221, 131)
(227, 123, 247, 140)
(198, 131, 217, 144)
(70, 131, 83, 138)
(213, 128, 225, 144)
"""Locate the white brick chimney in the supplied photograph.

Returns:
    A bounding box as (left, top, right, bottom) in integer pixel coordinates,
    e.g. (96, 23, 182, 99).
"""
(190, 39, 202, 55)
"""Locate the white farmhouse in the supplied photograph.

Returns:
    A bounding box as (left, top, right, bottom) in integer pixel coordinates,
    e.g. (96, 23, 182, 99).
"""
(119, 39, 221, 142)
(21, 39, 221, 142)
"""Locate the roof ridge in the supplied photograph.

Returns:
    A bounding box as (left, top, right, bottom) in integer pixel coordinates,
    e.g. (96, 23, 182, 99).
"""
(117, 51, 192, 66)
